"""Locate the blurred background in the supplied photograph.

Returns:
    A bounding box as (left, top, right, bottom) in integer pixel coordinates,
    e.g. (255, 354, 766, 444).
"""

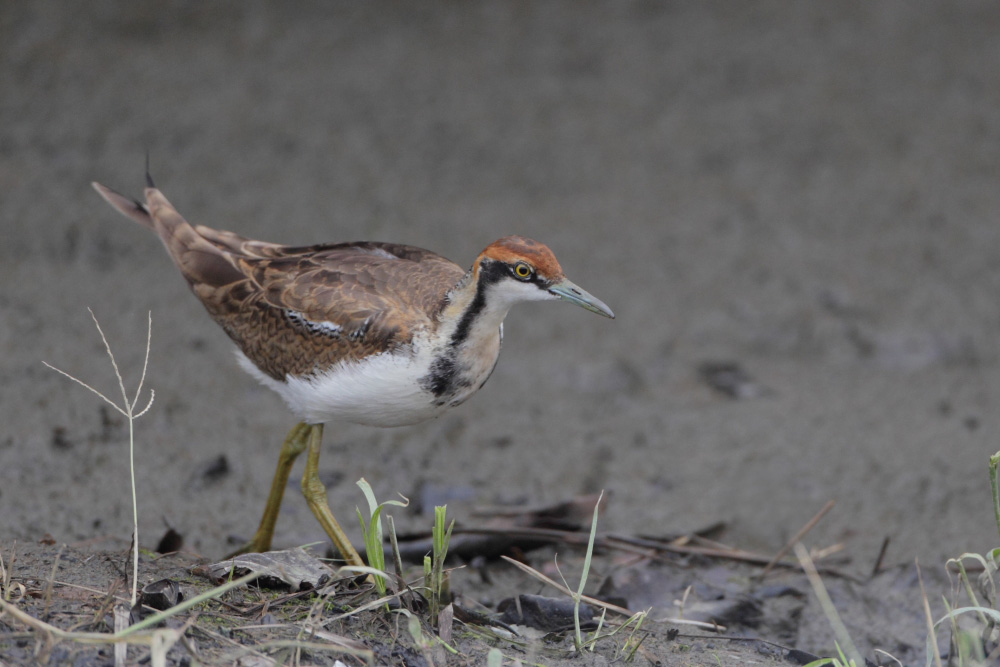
(3, 2, 1000, 575)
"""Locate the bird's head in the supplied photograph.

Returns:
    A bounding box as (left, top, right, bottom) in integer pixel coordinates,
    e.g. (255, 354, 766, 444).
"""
(473, 236, 614, 319)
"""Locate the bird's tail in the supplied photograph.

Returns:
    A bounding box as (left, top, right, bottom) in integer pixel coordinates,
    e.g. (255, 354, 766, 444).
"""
(91, 180, 245, 290)
(91, 182, 155, 230)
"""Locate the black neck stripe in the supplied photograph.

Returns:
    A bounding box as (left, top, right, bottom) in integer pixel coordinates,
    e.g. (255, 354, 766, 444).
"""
(449, 259, 506, 348)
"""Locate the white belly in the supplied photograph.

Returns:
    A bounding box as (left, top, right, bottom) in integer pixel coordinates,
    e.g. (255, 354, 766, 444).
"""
(236, 348, 446, 427)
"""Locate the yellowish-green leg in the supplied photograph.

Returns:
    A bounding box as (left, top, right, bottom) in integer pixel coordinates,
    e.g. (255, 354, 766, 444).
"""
(226, 422, 311, 558)
(300, 423, 365, 567)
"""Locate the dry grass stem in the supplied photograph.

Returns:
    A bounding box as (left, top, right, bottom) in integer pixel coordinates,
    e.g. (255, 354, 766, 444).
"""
(794, 542, 863, 666)
(42, 309, 155, 607)
(499, 555, 721, 631)
(916, 559, 943, 667)
(0, 570, 264, 667)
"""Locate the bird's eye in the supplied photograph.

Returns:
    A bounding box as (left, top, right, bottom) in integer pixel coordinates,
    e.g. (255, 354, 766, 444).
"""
(513, 262, 533, 280)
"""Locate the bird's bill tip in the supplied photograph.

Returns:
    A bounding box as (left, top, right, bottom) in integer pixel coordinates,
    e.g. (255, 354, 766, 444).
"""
(548, 279, 615, 319)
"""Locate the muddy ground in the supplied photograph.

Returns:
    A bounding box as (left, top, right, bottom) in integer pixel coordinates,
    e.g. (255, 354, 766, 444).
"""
(4, 2, 1000, 664)
(0, 535, 956, 666)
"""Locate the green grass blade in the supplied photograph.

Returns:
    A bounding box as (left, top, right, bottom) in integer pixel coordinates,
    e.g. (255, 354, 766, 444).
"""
(575, 490, 603, 650)
(991, 451, 1000, 541)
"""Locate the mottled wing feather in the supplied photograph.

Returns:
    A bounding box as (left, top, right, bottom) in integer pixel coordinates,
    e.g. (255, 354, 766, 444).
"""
(232, 252, 464, 378)
(195, 225, 464, 326)
(103, 186, 466, 380)
(214, 251, 463, 378)
(196, 223, 456, 267)
(246, 251, 465, 337)
(194, 225, 465, 322)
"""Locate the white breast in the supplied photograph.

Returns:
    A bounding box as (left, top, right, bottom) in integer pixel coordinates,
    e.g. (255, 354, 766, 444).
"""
(236, 347, 446, 427)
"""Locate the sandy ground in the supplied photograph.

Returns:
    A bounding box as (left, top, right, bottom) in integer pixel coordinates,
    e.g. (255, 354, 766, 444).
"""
(4, 2, 1000, 660)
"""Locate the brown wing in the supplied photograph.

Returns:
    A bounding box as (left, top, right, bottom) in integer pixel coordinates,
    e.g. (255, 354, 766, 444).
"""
(93, 184, 466, 379)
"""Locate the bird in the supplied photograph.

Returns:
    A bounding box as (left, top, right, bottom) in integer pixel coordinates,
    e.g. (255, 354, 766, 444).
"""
(92, 174, 614, 566)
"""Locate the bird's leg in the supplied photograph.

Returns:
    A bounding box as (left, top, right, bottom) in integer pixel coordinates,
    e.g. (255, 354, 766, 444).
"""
(300, 423, 365, 567)
(225, 421, 311, 558)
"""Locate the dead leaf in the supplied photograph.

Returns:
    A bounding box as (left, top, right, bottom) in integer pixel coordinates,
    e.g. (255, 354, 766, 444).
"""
(202, 549, 334, 591)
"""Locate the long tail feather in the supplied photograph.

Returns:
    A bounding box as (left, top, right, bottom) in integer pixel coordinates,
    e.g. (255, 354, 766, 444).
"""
(91, 182, 154, 229)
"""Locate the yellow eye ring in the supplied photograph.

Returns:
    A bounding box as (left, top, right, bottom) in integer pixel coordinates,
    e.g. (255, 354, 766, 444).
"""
(513, 262, 532, 279)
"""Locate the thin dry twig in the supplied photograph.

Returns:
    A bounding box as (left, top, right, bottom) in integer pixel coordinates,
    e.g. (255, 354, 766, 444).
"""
(871, 536, 891, 577)
(42, 309, 155, 608)
(500, 555, 723, 632)
(759, 500, 835, 578)
(607, 533, 860, 581)
(448, 522, 858, 581)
